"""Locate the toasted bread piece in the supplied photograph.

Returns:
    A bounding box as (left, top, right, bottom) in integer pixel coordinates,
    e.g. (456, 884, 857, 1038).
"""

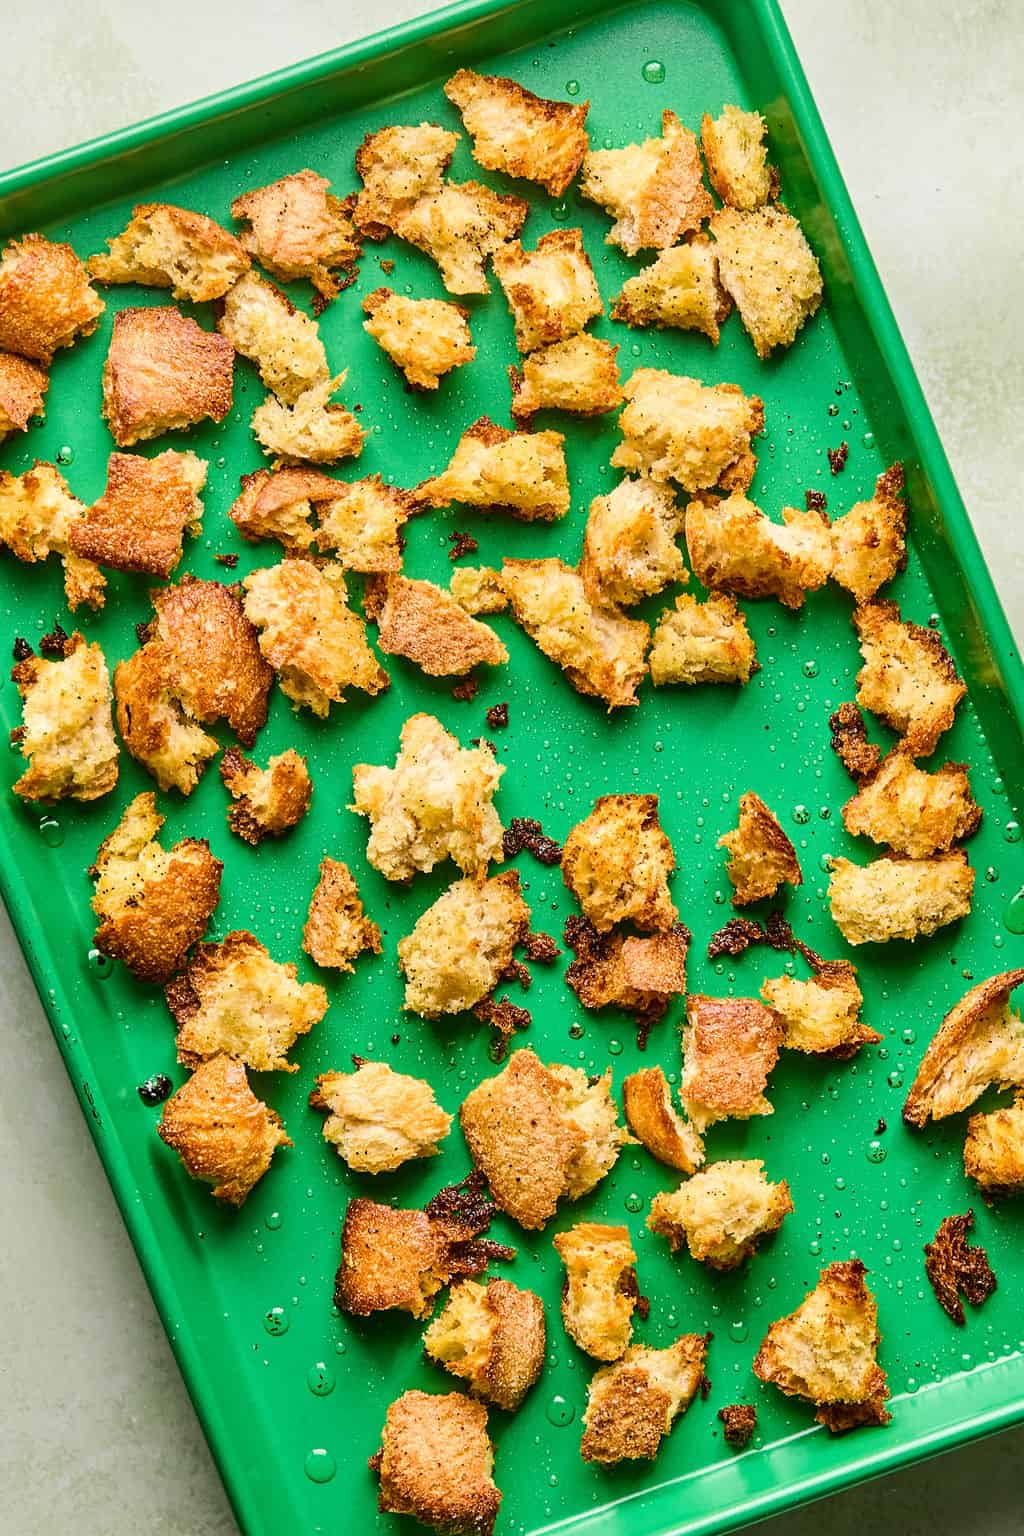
(393, 181, 529, 296)
(903, 970, 1024, 1127)
(563, 793, 676, 933)
(501, 557, 649, 709)
(354, 124, 460, 239)
(581, 111, 713, 255)
(554, 1222, 638, 1361)
(302, 857, 382, 972)
(365, 573, 508, 677)
(648, 1159, 792, 1269)
(231, 169, 361, 301)
(924, 1210, 997, 1325)
(0, 233, 104, 362)
(841, 751, 981, 858)
(114, 644, 218, 795)
(418, 416, 570, 522)
(314, 474, 419, 572)
(762, 963, 880, 1058)
(509, 335, 622, 428)
(242, 558, 388, 716)
(251, 373, 365, 465)
(373, 1390, 501, 1536)
(217, 269, 328, 404)
(622, 1066, 704, 1174)
(157, 1056, 290, 1206)
(830, 701, 884, 783)
(718, 791, 802, 906)
(565, 919, 689, 1023)
(612, 236, 730, 343)
(831, 464, 907, 603)
(310, 1061, 451, 1172)
(220, 746, 311, 845)
(423, 1277, 545, 1410)
(753, 1260, 890, 1432)
(228, 466, 337, 551)
(701, 106, 775, 211)
(11, 633, 118, 802)
(581, 1334, 708, 1464)
(445, 70, 589, 196)
(88, 203, 249, 302)
(90, 792, 222, 983)
(450, 565, 509, 616)
(853, 600, 966, 758)
(352, 712, 505, 881)
(612, 370, 763, 494)
(650, 592, 757, 686)
(580, 475, 684, 607)
(965, 1094, 1024, 1198)
(398, 871, 530, 1017)
(70, 449, 206, 577)
(0, 352, 48, 438)
(102, 306, 233, 446)
(0, 461, 104, 610)
(363, 286, 474, 390)
(686, 493, 833, 610)
(492, 229, 601, 353)
(828, 851, 974, 946)
(711, 204, 822, 358)
(680, 994, 783, 1133)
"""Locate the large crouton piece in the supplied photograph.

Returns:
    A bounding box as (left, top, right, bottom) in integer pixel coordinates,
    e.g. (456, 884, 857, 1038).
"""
(423, 1277, 545, 1411)
(831, 464, 907, 603)
(102, 306, 233, 446)
(302, 857, 382, 972)
(90, 792, 222, 983)
(650, 592, 757, 686)
(372, 1390, 501, 1536)
(853, 600, 966, 758)
(581, 111, 713, 254)
(69, 449, 206, 578)
(965, 1094, 1024, 1198)
(445, 70, 589, 196)
(492, 229, 601, 354)
(157, 1056, 291, 1207)
(0, 462, 105, 611)
(565, 918, 689, 1027)
(680, 994, 783, 1133)
(0, 352, 48, 439)
(251, 373, 365, 464)
(418, 416, 570, 522)
(242, 558, 388, 716)
(761, 962, 880, 1058)
(562, 794, 676, 933)
(622, 1066, 704, 1174)
(352, 712, 504, 882)
(353, 124, 460, 239)
(686, 494, 833, 610)
(718, 791, 802, 907)
(841, 751, 981, 858)
(753, 1260, 891, 1433)
(612, 236, 730, 344)
(579, 476, 684, 608)
(701, 106, 776, 211)
(648, 1159, 792, 1269)
(363, 287, 474, 390)
(217, 270, 328, 404)
(398, 871, 530, 1017)
(392, 181, 529, 296)
(612, 371, 763, 494)
(509, 335, 622, 428)
(710, 205, 823, 358)
(903, 970, 1024, 1128)
(11, 632, 118, 802)
(553, 1222, 638, 1361)
(581, 1334, 708, 1465)
(220, 746, 311, 845)
(0, 233, 104, 362)
(314, 474, 419, 571)
(364, 573, 508, 677)
(310, 1061, 451, 1173)
(828, 851, 974, 946)
(88, 203, 249, 302)
(231, 168, 361, 302)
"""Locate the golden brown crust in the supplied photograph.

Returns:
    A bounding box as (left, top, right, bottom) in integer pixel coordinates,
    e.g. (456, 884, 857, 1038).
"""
(582, 473, 686, 612)
(649, 591, 757, 686)
(964, 1094, 1024, 1198)
(680, 994, 783, 1132)
(392, 181, 529, 296)
(113, 644, 218, 796)
(718, 790, 802, 906)
(581, 110, 713, 254)
(562, 793, 677, 933)
(831, 464, 907, 603)
(354, 124, 460, 239)
(250, 373, 365, 465)
(827, 851, 975, 946)
(0, 461, 106, 610)
(229, 466, 338, 550)
(373, 1390, 501, 1536)
(761, 963, 880, 1058)
(0, 233, 104, 362)
(362, 287, 474, 389)
(853, 599, 966, 758)
(88, 202, 250, 302)
(336, 1200, 443, 1318)
(0, 352, 48, 436)
(612, 236, 731, 343)
(417, 416, 570, 522)
(445, 70, 589, 196)
(701, 106, 774, 210)
(157, 1056, 291, 1206)
(365, 573, 508, 676)
(302, 857, 382, 972)
(231, 169, 361, 301)
(220, 746, 312, 844)
(314, 474, 419, 572)
(903, 970, 1024, 1127)
(841, 750, 981, 858)
(11, 632, 118, 802)
(622, 1066, 704, 1174)
(398, 871, 531, 1018)
(101, 306, 233, 446)
(553, 1221, 638, 1361)
(509, 335, 622, 429)
(710, 204, 823, 358)
(492, 229, 601, 353)
(423, 1277, 545, 1411)
(69, 449, 206, 577)
(217, 269, 328, 404)
(648, 1158, 793, 1269)
(686, 493, 833, 610)
(612, 370, 763, 494)
(310, 1061, 450, 1172)
(580, 1334, 708, 1464)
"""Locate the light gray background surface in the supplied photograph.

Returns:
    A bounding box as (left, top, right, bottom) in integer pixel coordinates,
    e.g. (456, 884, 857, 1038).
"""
(1, 3, 1021, 1533)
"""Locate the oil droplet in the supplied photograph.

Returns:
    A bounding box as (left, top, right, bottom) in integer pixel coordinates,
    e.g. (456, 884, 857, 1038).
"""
(1005, 889, 1024, 934)
(565, 79, 580, 96)
(548, 1473, 559, 1487)
(304, 1449, 336, 1483)
(87, 947, 113, 979)
(985, 866, 999, 883)
(729, 1320, 749, 1343)
(866, 1140, 887, 1164)
(55, 445, 74, 465)
(334, 1339, 347, 1355)
(608, 1038, 623, 1055)
(802, 660, 819, 678)
(38, 815, 64, 846)
(546, 1394, 575, 1426)
(887, 1069, 904, 1089)
(307, 1361, 335, 1396)
(1004, 821, 1021, 843)
(641, 59, 666, 83)
(551, 201, 569, 222)
(819, 852, 832, 872)
(901, 1028, 916, 1045)
(265, 1211, 282, 1231)
(820, 1152, 831, 1165)
(263, 1306, 289, 1336)
(568, 1023, 585, 1040)
(792, 805, 810, 825)
(624, 1191, 643, 1213)
(808, 1239, 822, 1257)
(863, 431, 875, 449)
(818, 806, 831, 821)
(827, 403, 839, 417)
(835, 1177, 846, 1191)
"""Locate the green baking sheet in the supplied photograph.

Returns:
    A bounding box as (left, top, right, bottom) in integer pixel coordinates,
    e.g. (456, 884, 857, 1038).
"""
(1, 2, 1022, 1534)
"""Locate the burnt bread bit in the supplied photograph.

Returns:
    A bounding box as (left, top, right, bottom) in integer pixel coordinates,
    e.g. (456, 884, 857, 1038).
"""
(69, 449, 207, 578)
(310, 1061, 451, 1173)
(709, 203, 823, 358)
(362, 287, 474, 390)
(371, 1389, 501, 1536)
(830, 464, 907, 603)
(509, 334, 622, 428)
(417, 416, 570, 523)
(157, 1055, 291, 1207)
(840, 750, 981, 858)
(964, 1095, 1024, 1198)
(701, 105, 775, 211)
(423, 1276, 545, 1411)
(903, 969, 1024, 1127)
(622, 1065, 705, 1174)
(444, 70, 589, 197)
(11, 632, 118, 802)
(88, 202, 249, 302)
(364, 573, 508, 677)
(302, 858, 382, 973)
(250, 372, 365, 464)
(0, 232, 104, 362)
(553, 1221, 639, 1361)
(231, 168, 362, 302)
(648, 1158, 793, 1270)
(853, 599, 966, 758)
(828, 851, 975, 946)
(761, 961, 881, 1058)
(612, 371, 763, 495)
(101, 305, 234, 446)
(217, 269, 328, 405)
(391, 179, 529, 297)
(923, 1210, 997, 1325)
(491, 229, 602, 354)
(0, 462, 106, 612)
(353, 123, 460, 239)
(0, 352, 49, 439)
(649, 592, 757, 687)
(564, 918, 689, 1029)
(685, 493, 833, 610)
(579, 475, 685, 608)
(220, 746, 311, 845)
(503, 817, 562, 865)
(611, 237, 730, 345)
(718, 791, 802, 906)
(680, 994, 784, 1133)
(580, 1334, 709, 1465)
(397, 871, 530, 1018)
(829, 701, 882, 783)
(718, 1403, 757, 1447)
(580, 110, 713, 254)
(562, 793, 677, 933)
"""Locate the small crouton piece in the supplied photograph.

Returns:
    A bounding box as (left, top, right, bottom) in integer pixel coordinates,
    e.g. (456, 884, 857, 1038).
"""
(228, 466, 339, 551)
(0, 462, 104, 610)
(612, 238, 731, 344)
(314, 475, 419, 572)
(924, 1210, 997, 1325)
(302, 857, 382, 973)
(762, 963, 880, 1058)
(363, 287, 474, 390)
(102, 306, 233, 446)
(650, 592, 757, 687)
(157, 1056, 290, 1206)
(554, 1222, 638, 1361)
(418, 416, 570, 522)
(965, 1095, 1024, 1198)
(581, 1334, 708, 1465)
(853, 600, 966, 758)
(612, 370, 763, 494)
(680, 994, 783, 1133)
(581, 111, 713, 255)
(831, 464, 907, 603)
(365, 573, 508, 677)
(0, 233, 104, 362)
(220, 746, 311, 845)
(509, 335, 622, 428)
(231, 169, 361, 302)
(242, 558, 388, 716)
(310, 1061, 450, 1172)
(622, 1066, 704, 1174)
(392, 181, 529, 296)
(565, 919, 690, 1030)
(686, 494, 833, 610)
(352, 712, 504, 882)
(492, 230, 601, 354)
(398, 871, 530, 1017)
(372, 1390, 501, 1536)
(648, 1159, 792, 1269)
(423, 1277, 545, 1410)
(753, 1260, 891, 1432)
(353, 124, 460, 239)
(718, 791, 802, 907)
(90, 791, 222, 983)
(217, 269, 328, 404)
(903, 969, 1024, 1127)
(842, 751, 981, 858)
(69, 449, 206, 578)
(88, 203, 249, 302)
(710, 204, 823, 358)
(11, 632, 118, 802)
(580, 475, 684, 607)
(251, 373, 365, 465)
(829, 701, 883, 783)
(562, 794, 677, 933)
(719, 1404, 757, 1446)
(114, 644, 218, 795)
(701, 106, 775, 211)
(445, 70, 589, 196)
(828, 851, 975, 946)
(0, 352, 48, 439)
(450, 565, 508, 616)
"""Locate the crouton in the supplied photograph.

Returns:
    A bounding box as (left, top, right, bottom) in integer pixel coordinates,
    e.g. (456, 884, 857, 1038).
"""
(509, 335, 622, 427)
(228, 466, 337, 551)
(11, 632, 118, 802)
(352, 712, 504, 882)
(611, 237, 731, 343)
(0, 233, 104, 362)
(853, 600, 966, 758)
(217, 269, 328, 404)
(580, 475, 683, 607)
(924, 1210, 997, 1325)
(354, 124, 460, 239)
(90, 792, 222, 983)
(829, 701, 883, 783)
(686, 494, 833, 610)
(903, 969, 1024, 1127)
(753, 1260, 891, 1433)
(680, 994, 783, 1132)
(251, 373, 365, 464)
(580, 111, 713, 255)
(302, 857, 382, 972)
(553, 1222, 638, 1361)
(157, 1056, 290, 1206)
(563, 794, 676, 933)
(231, 168, 361, 302)
(69, 448, 206, 577)
(492, 229, 601, 353)
(580, 1334, 708, 1464)
(565, 919, 689, 1028)
(392, 181, 529, 296)
(0, 352, 48, 439)
(761, 963, 880, 1058)
(828, 851, 974, 946)
(831, 464, 907, 603)
(423, 1277, 545, 1411)
(965, 1094, 1024, 1198)
(220, 746, 311, 844)
(622, 1066, 704, 1174)
(612, 370, 763, 494)
(362, 287, 474, 390)
(114, 645, 217, 795)
(372, 1390, 501, 1536)
(719, 1404, 757, 1446)
(450, 565, 508, 616)
(0, 462, 106, 610)
(648, 1159, 792, 1269)
(700, 106, 775, 211)
(364, 573, 508, 677)
(841, 751, 981, 858)
(314, 474, 419, 572)
(501, 557, 649, 709)
(417, 416, 570, 522)
(649, 591, 756, 686)
(710, 204, 822, 358)
(101, 306, 233, 446)
(88, 203, 249, 302)
(445, 70, 589, 196)
(398, 871, 530, 1017)
(718, 791, 802, 907)
(310, 1061, 451, 1172)
(242, 558, 388, 716)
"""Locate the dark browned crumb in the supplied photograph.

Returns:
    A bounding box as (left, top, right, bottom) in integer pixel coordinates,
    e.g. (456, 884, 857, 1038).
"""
(503, 816, 562, 865)
(500, 958, 532, 989)
(9, 726, 25, 745)
(805, 489, 827, 512)
(828, 441, 849, 475)
(699, 1373, 712, 1401)
(473, 995, 532, 1058)
(875, 1117, 887, 1135)
(718, 1404, 756, 1446)
(379, 258, 395, 275)
(451, 674, 480, 702)
(471, 736, 497, 756)
(214, 552, 239, 568)
(390, 1033, 400, 1045)
(635, 1010, 661, 1052)
(351, 1053, 369, 1068)
(486, 701, 509, 730)
(829, 702, 882, 783)
(135, 620, 153, 645)
(12, 636, 33, 661)
(448, 530, 479, 560)
(924, 1211, 996, 1326)
(706, 910, 823, 969)
(39, 621, 69, 657)
(422, 1170, 516, 1277)
(523, 930, 561, 964)
(367, 1449, 383, 1472)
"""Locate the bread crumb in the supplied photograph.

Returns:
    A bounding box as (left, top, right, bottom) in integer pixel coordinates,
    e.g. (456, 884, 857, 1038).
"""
(509, 334, 621, 428)
(0, 233, 104, 362)
(718, 790, 802, 906)
(761, 963, 880, 1058)
(0, 352, 48, 439)
(315, 475, 419, 572)
(423, 1276, 545, 1411)
(924, 1211, 996, 1325)
(581, 1334, 708, 1463)
(102, 305, 233, 446)
(710, 204, 822, 358)
(0, 462, 105, 610)
(445, 70, 589, 196)
(217, 269, 328, 404)
(854, 600, 966, 758)
(648, 1158, 792, 1269)
(492, 229, 602, 353)
(680, 994, 783, 1132)
(231, 168, 361, 302)
(563, 794, 676, 933)
(831, 464, 907, 603)
(841, 750, 980, 858)
(362, 287, 474, 390)
(11, 632, 118, 802)
(70, 448, 206, 577)
(581, 111, 713, 254)
(554, 1222, 638, 1361)
(302, 857, 382, 973)
(965, 1094, 1024, 1198)
(686, 493, 832, 610)
(701, 106, 775, 210)
(365, 573, 508, 676)
(418, 416, 570, 522)
(354, 124, 460, 239)
(565, 919, 689, 1036)
(612, 237, 730, 343)
(310, 1061, 450, 1172)
(650, 592, 757, 686)
(392, 181, 528, 296)
(398, 871, 530, 1017)
(251, 373, 365, 464)
(622, 1065, 704, 1173)
(613, 370, 763, 494)
(220, 746, 311, 844)
(157, 1056, 290, 1206)
(372, 1390, 501, 1536)
(828, 851, 974, 946)
(89, 202, 249, 301)
(903, 969, 1024, 1127)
